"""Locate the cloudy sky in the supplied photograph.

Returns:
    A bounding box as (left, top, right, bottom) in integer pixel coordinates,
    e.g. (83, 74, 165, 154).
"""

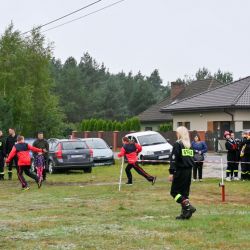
(1, 0, 250, 84)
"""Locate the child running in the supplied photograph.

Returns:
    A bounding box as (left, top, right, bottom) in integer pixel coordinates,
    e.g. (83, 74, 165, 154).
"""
(118, 137, 156, 185)
(6, 135, 46, 190)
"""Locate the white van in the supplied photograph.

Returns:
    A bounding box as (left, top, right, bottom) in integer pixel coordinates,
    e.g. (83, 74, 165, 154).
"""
(125, 131, 173, 161)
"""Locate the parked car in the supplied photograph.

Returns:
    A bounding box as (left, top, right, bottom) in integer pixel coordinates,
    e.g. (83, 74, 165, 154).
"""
(47, 139, 94, 174)
(125, 131, 173, 161)
(82, 138, 115, 166)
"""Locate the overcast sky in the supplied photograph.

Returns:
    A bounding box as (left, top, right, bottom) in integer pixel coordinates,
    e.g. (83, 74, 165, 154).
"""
(1, 0, 250, 84)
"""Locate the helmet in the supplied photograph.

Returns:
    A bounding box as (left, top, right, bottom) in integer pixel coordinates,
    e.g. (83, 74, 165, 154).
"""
(224, 131, 230, 138)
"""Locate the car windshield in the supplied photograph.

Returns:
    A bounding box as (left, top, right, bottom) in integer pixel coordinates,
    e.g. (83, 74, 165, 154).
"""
(62, 141, 87, 150)
(137, 134, 167, 146)
(85, 139, 108, 149)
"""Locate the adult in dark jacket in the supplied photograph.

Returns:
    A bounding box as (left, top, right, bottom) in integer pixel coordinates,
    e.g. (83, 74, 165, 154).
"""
(33, 132, 49, 181)
(0, 130, 6, 180)
(240, 130, 250, 181)
(169, 126, 196, 220)
(239, 131, 248, 180)
(5, 128, 18, 180)
(191, 134, 208, 181)
(224, 131, 239, 181)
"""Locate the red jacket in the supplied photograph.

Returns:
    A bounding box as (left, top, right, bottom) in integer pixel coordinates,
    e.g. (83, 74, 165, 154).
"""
(6, 143, 43, 167)
(118, 143, 142, 164)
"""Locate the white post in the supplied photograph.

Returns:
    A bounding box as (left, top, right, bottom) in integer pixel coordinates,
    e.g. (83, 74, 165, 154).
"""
(118, 157, 124, 191)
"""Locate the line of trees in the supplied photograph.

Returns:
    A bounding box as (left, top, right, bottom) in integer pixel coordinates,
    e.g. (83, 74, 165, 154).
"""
(176, 67, 233, 84)
(51, 55, 169, 122)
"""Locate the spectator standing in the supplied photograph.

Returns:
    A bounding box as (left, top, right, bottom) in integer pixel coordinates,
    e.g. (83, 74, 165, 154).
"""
(5, 128, 18, 180)
(240, 130, 250, 181)
(191, 134, 208, 182)
(0, 130, 6, 180)
(224, 131, 239, 181)
(33, 132, 49, 181)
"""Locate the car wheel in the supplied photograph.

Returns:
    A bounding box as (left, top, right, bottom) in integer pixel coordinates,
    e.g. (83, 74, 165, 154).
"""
(83, 167, 92, 173)
(48, 161, 56, 174)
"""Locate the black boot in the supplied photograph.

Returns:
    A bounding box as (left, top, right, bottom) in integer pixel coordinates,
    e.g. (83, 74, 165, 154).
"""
(176, 207, 186, 220)
(176, 199, 196, 220)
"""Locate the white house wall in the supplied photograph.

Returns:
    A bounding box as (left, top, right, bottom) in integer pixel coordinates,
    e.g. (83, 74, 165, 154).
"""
(173, 110, 250, 131)
(141, 122, 161, 131)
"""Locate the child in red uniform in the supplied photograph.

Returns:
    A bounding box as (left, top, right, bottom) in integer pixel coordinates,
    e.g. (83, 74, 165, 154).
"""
(6, 136, 46, 190)
(118, 137, 156, 185)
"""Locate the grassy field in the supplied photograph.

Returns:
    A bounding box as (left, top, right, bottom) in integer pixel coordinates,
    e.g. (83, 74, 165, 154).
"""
(0, 162, 249, 250)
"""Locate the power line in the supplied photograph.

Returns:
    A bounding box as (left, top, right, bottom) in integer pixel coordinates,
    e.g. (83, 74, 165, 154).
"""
(22, 0, 103, 35)
(41, 0, 126, 33)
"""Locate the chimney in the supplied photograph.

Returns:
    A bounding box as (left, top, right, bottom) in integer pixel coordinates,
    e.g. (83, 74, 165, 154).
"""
(171, 82, 185, 100)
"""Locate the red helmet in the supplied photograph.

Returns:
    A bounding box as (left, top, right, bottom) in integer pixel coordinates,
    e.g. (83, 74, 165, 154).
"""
(224, 131, 230, 138)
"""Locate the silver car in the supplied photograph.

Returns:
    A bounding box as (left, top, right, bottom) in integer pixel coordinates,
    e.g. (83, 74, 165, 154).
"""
(82, 138, 115, 166)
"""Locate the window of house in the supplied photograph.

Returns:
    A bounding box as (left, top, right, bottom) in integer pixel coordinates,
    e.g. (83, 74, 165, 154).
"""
(243, 121, 250, 130)
(177, 122, 190, 130)
(177, 122, 183, 127)
(184, 122, 190, 130)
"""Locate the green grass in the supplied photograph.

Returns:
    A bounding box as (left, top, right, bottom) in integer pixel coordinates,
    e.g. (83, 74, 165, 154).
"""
(0, 162, 249, 250)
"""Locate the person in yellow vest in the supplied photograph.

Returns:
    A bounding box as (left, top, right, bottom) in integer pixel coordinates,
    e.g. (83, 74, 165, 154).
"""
(240, 130, 250, 181)
(169, 126, 196, 220)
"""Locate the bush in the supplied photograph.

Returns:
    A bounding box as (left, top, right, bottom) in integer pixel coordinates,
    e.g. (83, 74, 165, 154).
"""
(80, 117, 141, 132)
(159, 123, 173, 132)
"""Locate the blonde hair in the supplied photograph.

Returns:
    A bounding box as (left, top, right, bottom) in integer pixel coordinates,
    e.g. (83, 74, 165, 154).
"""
(176, 126, 191, 149)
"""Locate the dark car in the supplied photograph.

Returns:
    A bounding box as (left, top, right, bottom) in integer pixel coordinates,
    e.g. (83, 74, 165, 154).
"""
(82, 138, 115, 166)
(25, 138, 36, 170)
(47, 139, 94, 174)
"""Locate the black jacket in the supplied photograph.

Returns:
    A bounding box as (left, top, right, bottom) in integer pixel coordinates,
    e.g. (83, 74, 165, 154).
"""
(241, 138, 250, 160)
(6, 134, 17, 155)
(32, 139, 49, 157)
(225, 138, 238, 161)
(239, 137, 247, 151)
(0, 136, 6, 157)
(169, 141, 196, 175)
